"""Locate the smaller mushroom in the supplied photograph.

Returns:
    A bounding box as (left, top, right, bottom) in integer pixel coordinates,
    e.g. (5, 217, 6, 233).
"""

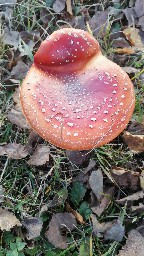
(20, 28, 135, 158)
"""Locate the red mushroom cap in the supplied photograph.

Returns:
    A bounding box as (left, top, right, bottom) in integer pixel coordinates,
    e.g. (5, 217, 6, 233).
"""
(20, 28, 135, 150)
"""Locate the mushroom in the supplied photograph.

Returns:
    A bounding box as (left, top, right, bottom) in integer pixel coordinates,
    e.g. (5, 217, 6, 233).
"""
(20, 28, 135, 153)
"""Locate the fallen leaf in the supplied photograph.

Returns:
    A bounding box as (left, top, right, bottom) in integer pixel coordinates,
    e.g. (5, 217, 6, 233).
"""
(2, 27, 19, 50)
(134, 0, 144, 18)
(137, 225, 144, 237)
(131, 203, 144, 213)
(0, 185, 5, 203)
(123, 131, 144, 153)
(127, 122, 144, 135)
(84, 159, 96, 174)
(22, 217, 43, 240)
(91, 187, 115, 216)
(66, 0, 73, 15)
(114, 47, 135, 54)
(66, 204, 85, 224)
(10, 60, 29, 80)
(116, 191, 144, 206)
(140, 169, 144, 190)
(27, 145, 50, 166)
(66, 150, 90, 165)
(111, 167, 139, 189)
(91, 214, 112, 237)
(0, 143, 29, 159)
(46, 187, 68, 208)
(0, 208, 21, 231)
(53, 0, 66, 13)
(123, 27, 144, 53)
(104, 219, 125, 242)
(89, 169, 103, 201)
(112, 38, 131, 49)
(118, 229, 144, 256)
(7, 107, 30, 129)
(89, 10, 109, 38)
(45, 212, 77, 249)
(122, 66, 140, 74)
(26, 131, 43, 154)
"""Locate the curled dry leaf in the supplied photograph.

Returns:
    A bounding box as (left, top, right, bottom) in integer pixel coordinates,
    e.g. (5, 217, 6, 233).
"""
(111, 167, 139, 189)
(116, 191, 144, 206)
(0, 143, 29, 159)
(0, 208, 21, 231)
(2, 27, 19, 50)
(118, 229, 144, 256)
(45, 212, 77, 249)
(22, 217, 43, 240)
(27, 145, 50, 166)
(89, 169, 103, 201)
(123, 131, 144, 153)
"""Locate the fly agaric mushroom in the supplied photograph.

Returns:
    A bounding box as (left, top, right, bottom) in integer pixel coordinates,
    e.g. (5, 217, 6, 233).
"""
(20, 28, 135, 151)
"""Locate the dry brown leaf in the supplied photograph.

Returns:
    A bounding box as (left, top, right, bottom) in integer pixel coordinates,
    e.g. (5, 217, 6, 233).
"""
(89, 10, 109, 38)
(118, 229, 144, 256)
(0, 208, 21, 231)
(123, 27, 144, 53)
(53, 0, 66, 13)
(7, 88, 30, 129)
(2, 27, 19, 50)
(116, 191, 144, 206)
(140, 169, 144, 190)
(123, 131, 144, 153)
(91, 214, 112, 237)
(45, 212, 77, 249)
(22, 217, 43, 240)
(111, 167, 139, 189)
(131, 203, 144, 213)
(0, 143, 29, 159)
(11, 60, 29, 80)
(89, 169, 103, 201)
(122, 66, 140, 74)
(0, 185, 5, 203)
(27, 145, 50, 166)
(104, 219, 125, 242)
(25, 131, 43, 154)
(66, 204, 85, 224)
(114, 47, 135, 54)
(66, 0, 73, 15)
(91, 187, 114, 216)
(7, 107, 30, 129)
(66, 150, 90, 165)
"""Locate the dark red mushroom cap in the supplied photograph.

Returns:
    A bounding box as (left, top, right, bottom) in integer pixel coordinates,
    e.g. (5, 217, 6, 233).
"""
(20, 28, 135, 150)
